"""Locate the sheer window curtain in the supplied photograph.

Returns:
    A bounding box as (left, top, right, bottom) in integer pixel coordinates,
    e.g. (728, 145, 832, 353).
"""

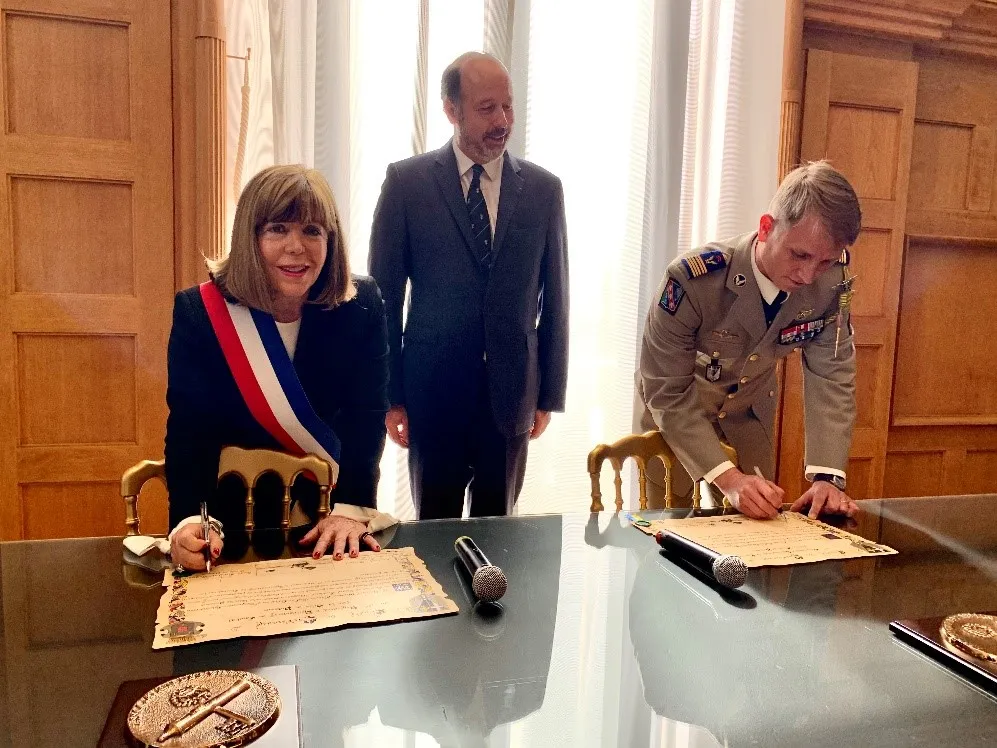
(224, 0, 784, 523)
(223, 1, 783, 745)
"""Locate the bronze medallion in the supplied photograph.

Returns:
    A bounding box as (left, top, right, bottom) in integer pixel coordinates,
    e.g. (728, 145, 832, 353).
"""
(940, 613, 997, 662)
(127, 670, 280, 747)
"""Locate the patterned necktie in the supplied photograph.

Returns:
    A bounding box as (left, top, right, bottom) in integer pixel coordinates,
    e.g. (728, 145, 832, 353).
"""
(466, 164, 492, 267)
(763, 290, 788, 327)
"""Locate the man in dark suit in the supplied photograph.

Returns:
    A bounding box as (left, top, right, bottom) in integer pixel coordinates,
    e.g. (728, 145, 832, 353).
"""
(369, 51, 569, 519)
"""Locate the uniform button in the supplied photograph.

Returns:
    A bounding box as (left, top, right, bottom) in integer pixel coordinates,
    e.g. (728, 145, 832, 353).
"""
(793, 347, 800, 352)
(727, 393, 735, 399)
(769, 391, 775, 397)
(739, 376, 749, 384)
(749, 354, 759, 361)
(712, 351, 720, 358)
(718, 412, 727, 419)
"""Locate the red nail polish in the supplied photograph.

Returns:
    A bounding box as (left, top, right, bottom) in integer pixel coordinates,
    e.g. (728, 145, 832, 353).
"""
(374, 545, 380, 551)
(313, 552, 320, 559)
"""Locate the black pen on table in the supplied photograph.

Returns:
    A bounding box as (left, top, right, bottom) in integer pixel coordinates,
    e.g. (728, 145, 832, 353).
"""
(754, 466, 786, 521)
(200, 501, 212, 572)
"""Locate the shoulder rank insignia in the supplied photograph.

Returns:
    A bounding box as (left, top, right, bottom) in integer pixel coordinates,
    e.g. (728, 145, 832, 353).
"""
(659, 277, 685, 315)
(837, 248, 850, 266)
(681, 249, 727, 279)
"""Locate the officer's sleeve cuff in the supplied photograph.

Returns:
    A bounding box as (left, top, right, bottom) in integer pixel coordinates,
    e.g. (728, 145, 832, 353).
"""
(804, 465, 846, 482)
(704, 461, 736, 484)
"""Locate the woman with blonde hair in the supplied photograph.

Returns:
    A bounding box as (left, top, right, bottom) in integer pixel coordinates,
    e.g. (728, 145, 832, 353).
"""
(166, 164, 389, 571)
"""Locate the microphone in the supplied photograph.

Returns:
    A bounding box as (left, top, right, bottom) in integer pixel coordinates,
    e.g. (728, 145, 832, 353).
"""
(655, 530, 748, 589)
(454, 536, 508, 603)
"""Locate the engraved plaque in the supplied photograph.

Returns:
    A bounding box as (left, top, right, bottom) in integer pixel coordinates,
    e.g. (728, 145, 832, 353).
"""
(127, 670, 279, 747)
(941, 613, 997, 662)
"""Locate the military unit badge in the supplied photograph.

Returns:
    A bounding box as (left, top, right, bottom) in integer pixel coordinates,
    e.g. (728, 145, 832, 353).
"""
(659, 277, 685, 315)
(779, 318, 826, 345)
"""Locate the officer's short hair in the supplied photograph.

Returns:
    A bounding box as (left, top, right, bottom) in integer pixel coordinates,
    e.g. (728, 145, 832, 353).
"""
(768, 161, 862, 247)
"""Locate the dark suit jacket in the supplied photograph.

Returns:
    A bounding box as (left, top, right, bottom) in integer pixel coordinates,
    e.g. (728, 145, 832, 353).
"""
(369, 141, 569, 437)
(164, 276, 389, 530)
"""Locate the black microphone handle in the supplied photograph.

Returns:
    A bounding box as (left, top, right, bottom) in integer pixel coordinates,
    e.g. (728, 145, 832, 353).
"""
(455, 535, 490, 575)
(655, 530, 747, 589)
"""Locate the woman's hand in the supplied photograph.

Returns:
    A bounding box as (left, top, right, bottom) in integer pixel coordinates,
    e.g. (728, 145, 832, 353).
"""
(170, 523, 223, 572)
(300, 515, 381, 560)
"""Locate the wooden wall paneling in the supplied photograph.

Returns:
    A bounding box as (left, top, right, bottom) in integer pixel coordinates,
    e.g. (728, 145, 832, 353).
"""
(777, 50, 918, 500)
(893, 236, 997, 427)
(0, 0, 174, 539)
(907, 51, 997, 237)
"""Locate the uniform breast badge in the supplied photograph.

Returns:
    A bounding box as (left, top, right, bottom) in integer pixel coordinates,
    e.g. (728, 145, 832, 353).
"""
(127, 670, 280, 747)
(706, 357, 722, 382)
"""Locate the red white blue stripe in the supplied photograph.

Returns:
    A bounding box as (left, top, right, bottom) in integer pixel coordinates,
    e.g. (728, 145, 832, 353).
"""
(200, 282, 341, 466)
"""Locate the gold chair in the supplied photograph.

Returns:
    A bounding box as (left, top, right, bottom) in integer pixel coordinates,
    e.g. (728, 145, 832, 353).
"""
(120, 447, 338, 536)
(587, 430, 738, 512)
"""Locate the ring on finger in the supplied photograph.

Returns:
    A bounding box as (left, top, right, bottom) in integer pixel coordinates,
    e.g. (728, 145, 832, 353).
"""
(359, 531, 371, 544)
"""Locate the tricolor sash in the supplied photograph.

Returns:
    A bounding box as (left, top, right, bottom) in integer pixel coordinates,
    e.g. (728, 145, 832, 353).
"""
(199, 281, 341, 467)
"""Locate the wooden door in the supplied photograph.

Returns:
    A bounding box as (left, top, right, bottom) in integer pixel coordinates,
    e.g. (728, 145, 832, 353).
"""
(776, 49, 918, 500)
(0, 0, 174, 539)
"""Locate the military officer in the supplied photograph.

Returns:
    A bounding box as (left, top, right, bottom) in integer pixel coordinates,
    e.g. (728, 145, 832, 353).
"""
(636, 161, 861, 519)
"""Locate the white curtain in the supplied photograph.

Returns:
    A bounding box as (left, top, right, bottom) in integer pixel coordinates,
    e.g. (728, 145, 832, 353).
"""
(224, 0, 785, 522)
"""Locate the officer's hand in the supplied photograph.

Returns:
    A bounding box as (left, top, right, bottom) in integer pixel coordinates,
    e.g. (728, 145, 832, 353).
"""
(713, 467, 785, 519)
(791, 481, 858, 519)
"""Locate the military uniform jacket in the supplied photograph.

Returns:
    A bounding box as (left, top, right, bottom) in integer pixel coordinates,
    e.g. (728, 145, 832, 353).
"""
(636, 231, 856, 483)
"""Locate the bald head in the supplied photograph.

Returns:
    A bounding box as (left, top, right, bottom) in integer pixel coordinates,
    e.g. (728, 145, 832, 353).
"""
(442, 51, 513, 164)
(441, 52, 509, 105)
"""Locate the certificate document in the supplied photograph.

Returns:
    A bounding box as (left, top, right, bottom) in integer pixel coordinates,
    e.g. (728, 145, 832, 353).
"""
(633, 512, 897, 567)
(153, 548, 458, 649)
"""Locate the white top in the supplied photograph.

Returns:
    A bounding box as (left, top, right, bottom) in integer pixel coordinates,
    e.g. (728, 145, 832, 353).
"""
(453, 140, 503, 235)
(275, 319, 301, 358)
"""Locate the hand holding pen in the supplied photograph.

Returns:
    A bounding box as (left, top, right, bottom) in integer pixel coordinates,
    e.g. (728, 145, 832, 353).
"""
(754, 466, 787, 521)
(200, 501, 212, 572)
(712, 464, 785, 519)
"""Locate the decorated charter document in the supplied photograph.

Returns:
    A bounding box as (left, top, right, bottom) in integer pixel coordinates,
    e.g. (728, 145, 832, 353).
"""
(153, 548, 458, 649)
(633, 512, 897, 567)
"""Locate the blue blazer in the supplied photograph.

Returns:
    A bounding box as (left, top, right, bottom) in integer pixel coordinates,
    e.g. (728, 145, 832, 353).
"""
(164, 276, 389, 529)
(369, 141, 569, 437)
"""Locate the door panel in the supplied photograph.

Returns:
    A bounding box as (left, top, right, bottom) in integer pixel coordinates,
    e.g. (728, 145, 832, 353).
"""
(0, 0, 173, 539)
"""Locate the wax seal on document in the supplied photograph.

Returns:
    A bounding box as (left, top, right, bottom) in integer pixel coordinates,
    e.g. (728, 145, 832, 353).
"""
(127, 670, 280, 747)
(940, 613, 997, 662)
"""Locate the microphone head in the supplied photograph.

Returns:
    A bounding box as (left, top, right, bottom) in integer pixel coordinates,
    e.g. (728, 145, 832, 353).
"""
(471, 564, 508, 603)
(711, 554, 748, 589)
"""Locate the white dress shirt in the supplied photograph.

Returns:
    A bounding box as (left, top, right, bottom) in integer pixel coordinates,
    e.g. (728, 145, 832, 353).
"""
(453, 141, 503, 236)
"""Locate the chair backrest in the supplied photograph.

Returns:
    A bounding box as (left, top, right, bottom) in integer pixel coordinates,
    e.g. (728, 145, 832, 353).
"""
(217, 446, 337, 534)
(120, 447, 338, 536)
(587, 431, 737, 512)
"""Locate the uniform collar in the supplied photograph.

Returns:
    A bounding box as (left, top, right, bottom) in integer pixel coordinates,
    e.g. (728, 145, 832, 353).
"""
(751, 238, 786, 304)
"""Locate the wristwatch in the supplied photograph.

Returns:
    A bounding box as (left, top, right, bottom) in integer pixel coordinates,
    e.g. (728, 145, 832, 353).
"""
(812, 473, 846, 491)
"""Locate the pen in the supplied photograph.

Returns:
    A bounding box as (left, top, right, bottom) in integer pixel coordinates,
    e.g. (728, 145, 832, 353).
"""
(200, 501, 212, 572)
(753, 466, 786, 520)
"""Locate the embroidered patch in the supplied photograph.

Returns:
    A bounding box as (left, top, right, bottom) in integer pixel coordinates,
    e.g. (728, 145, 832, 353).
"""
(659, 277, 685, 315)
(779, 318, 826, 345)
(681, 249, 727, 279)
(838, 248, 850, 266)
